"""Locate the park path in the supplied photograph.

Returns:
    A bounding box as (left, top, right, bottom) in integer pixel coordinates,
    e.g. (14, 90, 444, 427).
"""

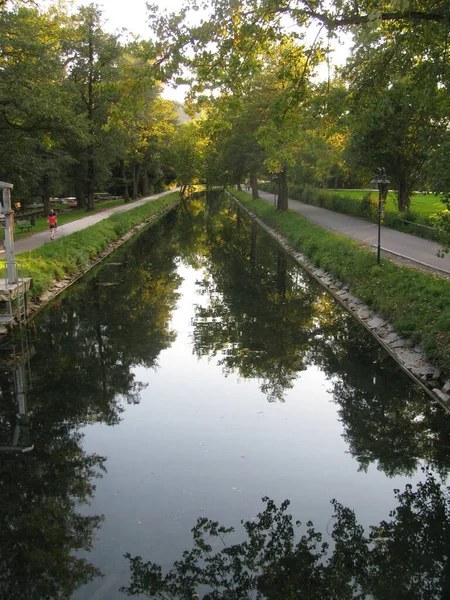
(14, 189, 176, 255)
(257, 190, 450, 276)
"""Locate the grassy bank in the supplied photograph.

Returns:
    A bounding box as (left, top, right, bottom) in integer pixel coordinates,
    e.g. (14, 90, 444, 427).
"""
(231, 189, 450, 376)
(9, 192, 180, 299)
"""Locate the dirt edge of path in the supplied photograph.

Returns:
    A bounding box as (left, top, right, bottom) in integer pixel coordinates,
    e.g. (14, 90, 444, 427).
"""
(229, 192, 450, 413)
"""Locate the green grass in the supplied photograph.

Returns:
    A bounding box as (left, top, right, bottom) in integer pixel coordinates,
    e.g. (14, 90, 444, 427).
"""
(320, 189, 446, 217)
(231, 188, 450, 376)
(7, 192, 180, 300)
(259, 183, 450, 245)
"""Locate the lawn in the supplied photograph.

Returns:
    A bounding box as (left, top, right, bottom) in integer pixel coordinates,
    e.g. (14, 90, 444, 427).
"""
(331, 189, 447, 217)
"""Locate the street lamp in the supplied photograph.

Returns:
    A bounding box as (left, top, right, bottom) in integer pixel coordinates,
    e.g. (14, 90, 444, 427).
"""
(370, 168, 390, 265)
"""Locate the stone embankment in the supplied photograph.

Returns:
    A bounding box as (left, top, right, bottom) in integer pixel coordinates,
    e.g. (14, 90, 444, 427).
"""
(231, 194, 450, 412)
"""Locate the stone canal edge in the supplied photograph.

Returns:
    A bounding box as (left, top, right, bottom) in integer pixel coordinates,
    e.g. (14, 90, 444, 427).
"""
(228, 191, 450, 413)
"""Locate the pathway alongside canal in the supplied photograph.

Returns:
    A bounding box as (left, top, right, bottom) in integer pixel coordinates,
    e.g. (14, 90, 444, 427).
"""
(257, 189, 450, 276)
(14, 189, 176, 254)
(13, 187, 450, 278)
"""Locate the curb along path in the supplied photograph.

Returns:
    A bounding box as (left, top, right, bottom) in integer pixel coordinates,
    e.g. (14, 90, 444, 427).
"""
(228, 191, 450, 414)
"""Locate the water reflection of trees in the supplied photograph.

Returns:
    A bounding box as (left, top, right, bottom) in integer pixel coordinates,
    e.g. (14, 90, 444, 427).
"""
(0, 213, 185, 598)
(191, 207, 325, 402)
(0, 366, 105, 599)
(189, 194, 450, 476)
(29, 214, 182, 426)
(122, 472, 450, 600)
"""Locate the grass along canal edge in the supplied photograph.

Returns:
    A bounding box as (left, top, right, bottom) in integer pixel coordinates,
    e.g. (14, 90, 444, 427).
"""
(1, 192, 181, 324)
(228, 189, 450, 410)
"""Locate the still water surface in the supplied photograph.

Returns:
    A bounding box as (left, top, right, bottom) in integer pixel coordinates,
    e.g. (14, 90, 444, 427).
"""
(1, 192, 449, 599)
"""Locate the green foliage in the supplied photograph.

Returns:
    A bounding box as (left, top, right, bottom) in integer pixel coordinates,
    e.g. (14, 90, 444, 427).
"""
(231, 189, 450, 374)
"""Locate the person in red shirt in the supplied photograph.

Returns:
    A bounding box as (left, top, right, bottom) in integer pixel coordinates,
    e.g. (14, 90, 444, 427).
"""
(48, 209, 57, 240)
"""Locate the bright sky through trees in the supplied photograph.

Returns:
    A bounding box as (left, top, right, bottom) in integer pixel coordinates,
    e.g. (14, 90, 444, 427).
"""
(72, 0, 351, 103)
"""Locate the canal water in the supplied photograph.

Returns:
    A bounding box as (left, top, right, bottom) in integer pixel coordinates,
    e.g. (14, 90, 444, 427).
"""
(1, 192, 449, 599)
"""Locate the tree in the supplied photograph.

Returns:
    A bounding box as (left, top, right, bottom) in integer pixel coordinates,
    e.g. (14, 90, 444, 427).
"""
(345, 78, 445, 211)
(66, 4, 122, 210)
(0, 5, 83, 209)
(169, 120, 206, 196)
(122, 472, 450, 599)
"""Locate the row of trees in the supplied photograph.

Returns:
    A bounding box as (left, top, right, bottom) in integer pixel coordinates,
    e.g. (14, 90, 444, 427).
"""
(157, 0, 450, 213)
(3, 0, 449, 214)
(0, 2, 183, 213)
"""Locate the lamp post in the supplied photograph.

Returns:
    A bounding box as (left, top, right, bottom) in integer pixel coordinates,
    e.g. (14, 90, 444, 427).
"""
(370, 168, 390, 265)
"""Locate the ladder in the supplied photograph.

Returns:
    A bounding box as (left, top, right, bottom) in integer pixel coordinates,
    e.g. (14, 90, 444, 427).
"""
(15, 264, 27, 327)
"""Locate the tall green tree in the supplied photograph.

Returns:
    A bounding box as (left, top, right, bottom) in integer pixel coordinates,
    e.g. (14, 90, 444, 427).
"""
(345, 78, 445, 211)
(0, 5, 83, 209)
(66, 4, 122, 210)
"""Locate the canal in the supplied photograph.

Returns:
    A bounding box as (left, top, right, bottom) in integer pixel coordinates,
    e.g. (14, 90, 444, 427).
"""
(1, 192, 449, 599)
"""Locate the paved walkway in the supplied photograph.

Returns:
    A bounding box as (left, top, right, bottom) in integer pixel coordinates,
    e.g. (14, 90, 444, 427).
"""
(14, 190, 176, 254)
(258, 190, 450, 276)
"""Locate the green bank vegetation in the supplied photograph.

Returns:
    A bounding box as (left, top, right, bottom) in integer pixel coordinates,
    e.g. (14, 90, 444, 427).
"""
(9, 193, 180, 300)
(231, 189, 450, 375)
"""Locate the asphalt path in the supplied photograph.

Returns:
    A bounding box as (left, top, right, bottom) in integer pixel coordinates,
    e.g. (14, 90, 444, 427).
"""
(13, 190, 176, 255)
(258, 190, 450, 276)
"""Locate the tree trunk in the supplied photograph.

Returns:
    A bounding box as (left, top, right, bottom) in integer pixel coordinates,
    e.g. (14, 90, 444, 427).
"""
(74, 178, 86, 208)
(250, 173, 259, 199)
(42, 171, 51, 215)
(120, 159, 130, 203)
(43, 193, 51, 216)
(86, 20, 95, 212)
(397, 177, 410, 212)
(142, 171, 149, 196)
(132, 163, 141, 199)
(277, 168, 288, 211)
(237, 182, 242, 191)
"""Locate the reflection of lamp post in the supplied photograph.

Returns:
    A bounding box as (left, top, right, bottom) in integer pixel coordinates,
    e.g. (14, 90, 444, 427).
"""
(370, 168, 390, 265)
